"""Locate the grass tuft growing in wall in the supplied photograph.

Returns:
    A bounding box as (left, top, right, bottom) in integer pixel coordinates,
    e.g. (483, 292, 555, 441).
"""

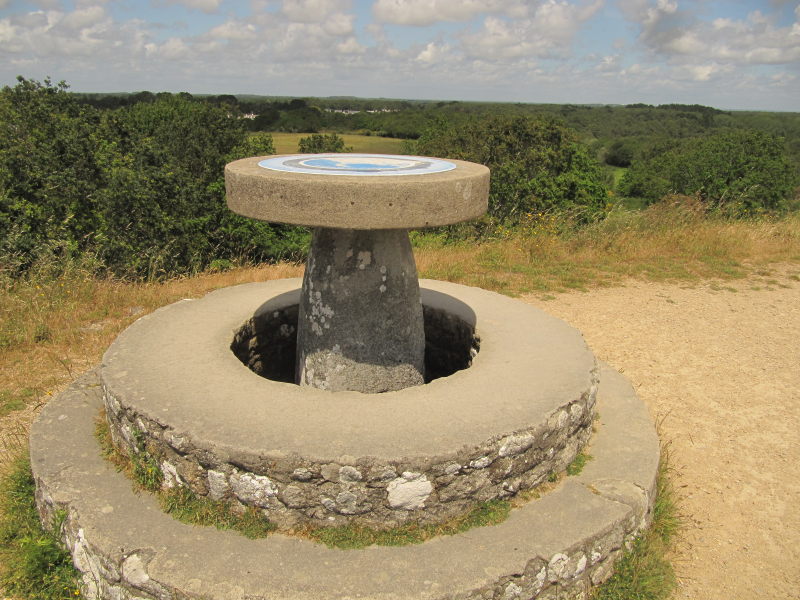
(304, 499, 511, 549)
(94, 411, 277, 539)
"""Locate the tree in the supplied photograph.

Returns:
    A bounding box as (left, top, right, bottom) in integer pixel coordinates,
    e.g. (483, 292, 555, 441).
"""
(605, 139, 638, 167)
(297, 133, 352, 153)
(619, 130, 799, 213)
(0, 77, 104, 269)
(414, 116, 608, 224)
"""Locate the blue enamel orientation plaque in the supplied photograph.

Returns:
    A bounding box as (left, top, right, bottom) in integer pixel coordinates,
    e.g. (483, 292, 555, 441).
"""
(258, 154, 457, 176)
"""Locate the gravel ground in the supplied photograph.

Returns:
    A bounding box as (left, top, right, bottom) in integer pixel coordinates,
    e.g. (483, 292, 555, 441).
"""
(524, 265, 800, 600)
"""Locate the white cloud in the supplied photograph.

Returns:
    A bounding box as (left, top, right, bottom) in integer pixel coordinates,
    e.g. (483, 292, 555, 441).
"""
(145, 37, 191, 60)
(60, 5, 106, 30)
(164, 0, 222, 14)
(372, 0, 513, 26)
(460, 1, 603, 61)
(208, 20, 257, 40)
(281, 0, 350, 23)
(416, 41, 450, 62)
(337, 36, 364, 54)
(0, 19, 17, 46)
(623, 0, 800, 66)
(323, 12, 355, 35)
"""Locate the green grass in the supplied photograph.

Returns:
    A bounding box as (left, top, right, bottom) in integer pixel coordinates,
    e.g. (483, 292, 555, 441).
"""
(94, 411, 277, 539)
(592, 450, 680, 600)
(0, 431, 680, 599)
(0, 388, 35, 417)
(0, 456, 80, 599)
(269, 132, 406, 155)
(307, 499, 511, 549)
(159, 487, 276, 539)
(566, 452, 593, 476)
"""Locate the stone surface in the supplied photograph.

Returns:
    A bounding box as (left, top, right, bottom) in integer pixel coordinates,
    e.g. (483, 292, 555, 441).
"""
(30, 361, 658, 599)
(100, 279, 599, 528)
(297, 228, 425, 392)
(387, 472, 433, 510)
(225, 154, 489, 230)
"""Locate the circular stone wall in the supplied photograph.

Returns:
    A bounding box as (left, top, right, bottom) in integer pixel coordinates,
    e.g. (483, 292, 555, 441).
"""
(100, 279, 598, 530)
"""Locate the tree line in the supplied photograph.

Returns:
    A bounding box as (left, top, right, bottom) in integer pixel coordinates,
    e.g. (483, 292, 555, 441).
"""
(0, 78, 307, 278)
(1, 77, 798, 279)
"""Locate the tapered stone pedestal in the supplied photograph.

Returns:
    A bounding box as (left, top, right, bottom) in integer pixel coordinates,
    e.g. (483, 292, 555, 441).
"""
(297, 227, 425, 392)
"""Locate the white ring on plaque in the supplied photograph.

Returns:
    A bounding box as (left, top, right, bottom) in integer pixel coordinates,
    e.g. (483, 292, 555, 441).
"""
(258, 154, 457, 176)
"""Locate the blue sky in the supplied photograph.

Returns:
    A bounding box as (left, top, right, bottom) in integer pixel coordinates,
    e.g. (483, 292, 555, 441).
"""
(1, 0, 798, 110)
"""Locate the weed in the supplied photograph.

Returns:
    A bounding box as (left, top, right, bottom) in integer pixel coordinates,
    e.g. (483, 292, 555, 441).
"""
(566, 452, 593, 476)
(0, 456, 81, 599)
(0, 388, 35, 417)
(306, 499, 511, 549)
(33, 323, 52, 343)
(416, 209, 800, 296)
(128, 427, 163, 492)
(159, 487, 275, 539)
(95, 411, 274, 539)
(592, 447, 680, 600)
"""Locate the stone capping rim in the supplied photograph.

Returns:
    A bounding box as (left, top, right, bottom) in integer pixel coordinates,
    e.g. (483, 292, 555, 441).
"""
(29, 363, 659, 600)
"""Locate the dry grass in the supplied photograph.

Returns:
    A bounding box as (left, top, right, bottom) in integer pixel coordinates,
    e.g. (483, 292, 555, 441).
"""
(0, 261, 303, 471)
(415, 204, 800, 296)
(1, 204, 798, 454)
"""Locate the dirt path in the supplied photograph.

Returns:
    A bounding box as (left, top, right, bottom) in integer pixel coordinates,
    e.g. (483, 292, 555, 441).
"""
(524, 266, 800, 600)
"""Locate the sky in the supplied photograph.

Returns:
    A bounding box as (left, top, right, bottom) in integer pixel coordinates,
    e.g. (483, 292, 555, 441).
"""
(0, 0, 798, 111)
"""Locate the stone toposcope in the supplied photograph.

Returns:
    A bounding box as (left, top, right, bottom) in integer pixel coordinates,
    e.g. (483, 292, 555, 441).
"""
(225, 154, 490, 393)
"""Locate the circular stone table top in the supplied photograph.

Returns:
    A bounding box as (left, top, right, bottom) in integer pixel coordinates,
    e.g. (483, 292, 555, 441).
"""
(225, 154, 489, 229)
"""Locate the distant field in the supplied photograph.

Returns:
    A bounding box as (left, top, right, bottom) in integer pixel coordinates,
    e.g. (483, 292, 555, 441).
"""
(269, 132, 407, 155)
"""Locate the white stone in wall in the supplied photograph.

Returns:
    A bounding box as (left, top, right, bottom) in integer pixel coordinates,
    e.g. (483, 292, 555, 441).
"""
(160, 461, 182, 489)
(291, 467, 313, 481)
(548, 553, 569, 582)
(339, 466, 362, 482)
(165, 431, 190, 453)
(70, 528, 101, 598)
(498, 433, 535, 457)
(533, 566, 547, 594)
(470, 456, 491, 469)
(503, 581, 522, 599)
(574, 553, 588, 576)
(105, 392, 121, 415)
(207, 470, 229, 500)
(387, 472, 432, 510)
(444, 462, 461, 475)
(230, 472, 277, 508)
(122, 554, 150, 587)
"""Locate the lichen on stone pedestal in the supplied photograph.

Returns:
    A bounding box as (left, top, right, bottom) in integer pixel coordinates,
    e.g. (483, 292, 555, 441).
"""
(296, 227, 426, 393)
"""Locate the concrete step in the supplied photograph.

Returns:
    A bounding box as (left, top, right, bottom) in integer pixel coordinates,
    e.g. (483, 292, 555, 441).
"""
(29, 363, 658, 600)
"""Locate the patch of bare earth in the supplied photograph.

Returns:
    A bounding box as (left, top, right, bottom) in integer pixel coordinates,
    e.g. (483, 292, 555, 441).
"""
(524, 265, 800, 600)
